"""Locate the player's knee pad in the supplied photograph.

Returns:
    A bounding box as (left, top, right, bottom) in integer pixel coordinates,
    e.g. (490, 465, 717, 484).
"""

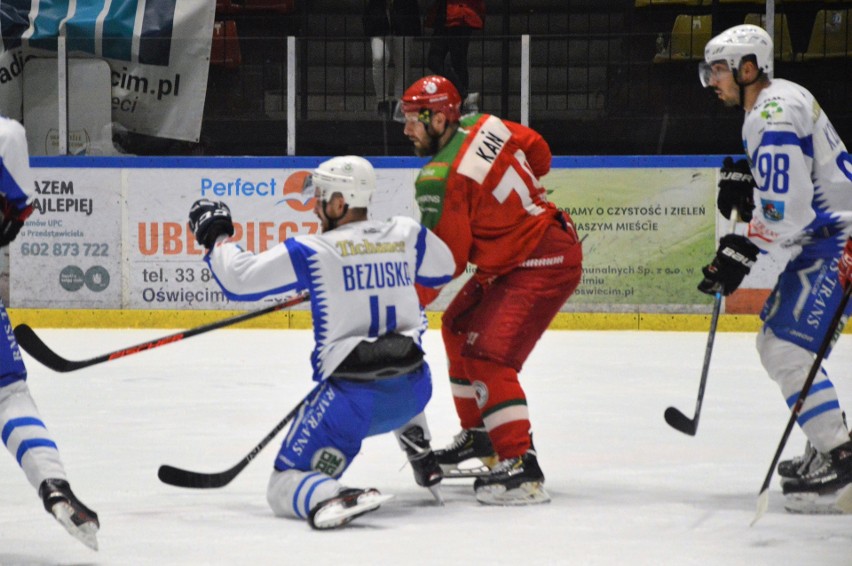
(266, 469, 341, 520)
(756, 327, 815, 394)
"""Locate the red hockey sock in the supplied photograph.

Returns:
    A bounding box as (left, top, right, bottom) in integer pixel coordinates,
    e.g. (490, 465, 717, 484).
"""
(463, 357, 531, 459)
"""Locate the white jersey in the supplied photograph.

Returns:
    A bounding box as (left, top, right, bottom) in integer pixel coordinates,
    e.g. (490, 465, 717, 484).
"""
(0, 115, 33, 209)
(743, 78, 852, 255)
(206, 216, 455, 381)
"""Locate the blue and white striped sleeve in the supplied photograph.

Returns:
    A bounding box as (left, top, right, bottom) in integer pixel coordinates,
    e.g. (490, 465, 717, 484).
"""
(205, 239, 302, 302)
(414, 224, 455, 289)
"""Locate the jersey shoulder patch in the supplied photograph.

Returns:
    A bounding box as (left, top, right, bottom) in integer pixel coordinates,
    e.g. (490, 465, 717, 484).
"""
(456, 115, 512, 184)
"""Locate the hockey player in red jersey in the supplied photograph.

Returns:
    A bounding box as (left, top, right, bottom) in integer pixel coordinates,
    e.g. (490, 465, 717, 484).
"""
(396, 75, 583, 504)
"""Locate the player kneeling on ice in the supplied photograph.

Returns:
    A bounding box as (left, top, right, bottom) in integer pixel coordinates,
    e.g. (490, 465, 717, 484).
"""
(188, 155, 455, 529)
(698, 24, 852, 514)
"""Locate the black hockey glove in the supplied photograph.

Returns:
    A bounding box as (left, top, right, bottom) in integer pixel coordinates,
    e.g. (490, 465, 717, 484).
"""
(0, 194, 33, 248)
(697, 234, 760, 296)
(717, 156, 756, 222)
(188, 199, 234, 249)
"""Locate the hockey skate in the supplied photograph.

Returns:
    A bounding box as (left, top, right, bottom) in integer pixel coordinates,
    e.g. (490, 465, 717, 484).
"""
(38, 479, 99, 550)
(434, 428, 498, 479)
(780, 413, 846, 479)
(777, 440, 821, 479)
(782, 440, 852, 515)
(399, 425, 444, 504)
(307, 488, 394, 530)
(473, 450, 551, 506)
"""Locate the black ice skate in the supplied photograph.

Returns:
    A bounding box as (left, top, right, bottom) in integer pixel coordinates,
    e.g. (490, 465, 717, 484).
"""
(783, 440, 852, 495)
(434, 428, 498, 478)
(39, 478, 100, 550)
(473, 449, 551, 506)
(778, 440, 822, 479)
(399, 425, 444, 505)
(780, 413, 847, 479)
(307, 488, 393, 530)
(782, 440, 852, 514)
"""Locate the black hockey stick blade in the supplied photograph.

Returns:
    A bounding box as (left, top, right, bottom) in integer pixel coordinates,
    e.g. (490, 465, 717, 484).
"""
(664, 288, 723, 436)
(158, 461, 248, 489)
(751, 283, 852, 526)
(663, 406, 697, 436)
(158, 382, 322, 489)
(15, 292, 309, 373)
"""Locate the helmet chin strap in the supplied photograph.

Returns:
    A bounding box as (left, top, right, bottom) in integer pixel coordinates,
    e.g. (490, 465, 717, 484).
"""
(733, 67, 763, 110)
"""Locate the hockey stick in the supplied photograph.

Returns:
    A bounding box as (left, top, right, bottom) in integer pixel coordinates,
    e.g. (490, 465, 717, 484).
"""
(664, 212, 739, 436)
(751, 282, 852, 526)
(14, 292, 310, 373)
(158, 382, 323, 489)
(663, 289, 722, 435)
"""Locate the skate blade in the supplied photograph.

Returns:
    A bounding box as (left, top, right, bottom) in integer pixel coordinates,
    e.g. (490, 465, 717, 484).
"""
(440, 461, 492, 479)
(835, 484, 852, 514)
(52, 502, 99, 551)
(428, 484, 445, 506)
(310, 493, 394, 530)
(783, 491, 845, 515)
(475, 481, 551, 506)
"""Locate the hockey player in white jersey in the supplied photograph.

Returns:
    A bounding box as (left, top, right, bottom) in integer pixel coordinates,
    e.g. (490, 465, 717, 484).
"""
(698, 24, 852, 513)
(188, 155, 455, 529)
(0, 116, 99, 548)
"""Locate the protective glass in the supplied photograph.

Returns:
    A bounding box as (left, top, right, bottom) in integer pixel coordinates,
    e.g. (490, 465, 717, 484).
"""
(698, 62, 731, 88)
(393, 103, 432, 126)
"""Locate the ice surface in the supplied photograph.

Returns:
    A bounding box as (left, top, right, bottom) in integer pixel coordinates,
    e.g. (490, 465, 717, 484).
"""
(2, 329, 851, 565)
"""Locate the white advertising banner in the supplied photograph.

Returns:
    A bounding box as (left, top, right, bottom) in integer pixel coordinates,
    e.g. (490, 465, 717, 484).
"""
(124, 166, 418, 310)
(11, 167, 122, 308)
(10, 157, 782, 314)
(0, 0, 215, 142)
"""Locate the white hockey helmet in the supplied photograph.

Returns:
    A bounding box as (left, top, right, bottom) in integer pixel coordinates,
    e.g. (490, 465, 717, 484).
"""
(310, 155, 376, 208)
(700, 24, 773, 87)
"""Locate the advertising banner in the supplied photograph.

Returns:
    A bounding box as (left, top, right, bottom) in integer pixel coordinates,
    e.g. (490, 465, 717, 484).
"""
(11, 167, 122, 308)
(9, 157, 783, 314)
(543, 167, 717, 310)
(124, 166, 418, 310)
(0, 0, 215, 142)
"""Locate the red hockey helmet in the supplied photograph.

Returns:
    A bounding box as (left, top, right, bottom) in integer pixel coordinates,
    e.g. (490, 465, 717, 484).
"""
(396, 75, 462, 123)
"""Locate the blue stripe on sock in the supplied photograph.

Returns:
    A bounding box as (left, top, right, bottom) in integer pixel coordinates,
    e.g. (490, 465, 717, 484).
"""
(797, 400, 841, 426)
(304, 476, 334, 517)
(291, 473, 320, 519)
(2, 416, 46, 445)
(786, 379, 834, 407)
(16, 438, 57, 465)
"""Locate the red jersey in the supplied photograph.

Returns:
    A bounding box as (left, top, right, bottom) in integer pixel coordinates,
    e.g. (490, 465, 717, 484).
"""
(414, 113, 567, 279)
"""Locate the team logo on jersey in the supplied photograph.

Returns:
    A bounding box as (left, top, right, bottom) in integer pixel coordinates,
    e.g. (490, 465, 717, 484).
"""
(311, 447, 347, 477)
(761, 199, 785, 222)
(760, 101, 783, 120)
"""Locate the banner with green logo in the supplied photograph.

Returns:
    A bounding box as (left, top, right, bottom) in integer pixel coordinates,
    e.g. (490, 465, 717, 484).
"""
(544, 165, 717, 311)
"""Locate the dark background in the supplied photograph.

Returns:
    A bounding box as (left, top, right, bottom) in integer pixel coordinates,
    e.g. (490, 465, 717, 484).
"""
(122, 1, 852, 158)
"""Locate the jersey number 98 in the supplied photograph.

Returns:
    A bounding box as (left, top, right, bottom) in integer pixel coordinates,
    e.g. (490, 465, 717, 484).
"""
(756, 153, 790, 194)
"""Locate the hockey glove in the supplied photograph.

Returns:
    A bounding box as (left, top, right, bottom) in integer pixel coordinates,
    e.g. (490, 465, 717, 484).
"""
(718, 157, 756, 222)
(188, 199, 235, 249)
(0, 194, 33, 248)
(697, 234, 760, 296)
(838, 237, 852, 291)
